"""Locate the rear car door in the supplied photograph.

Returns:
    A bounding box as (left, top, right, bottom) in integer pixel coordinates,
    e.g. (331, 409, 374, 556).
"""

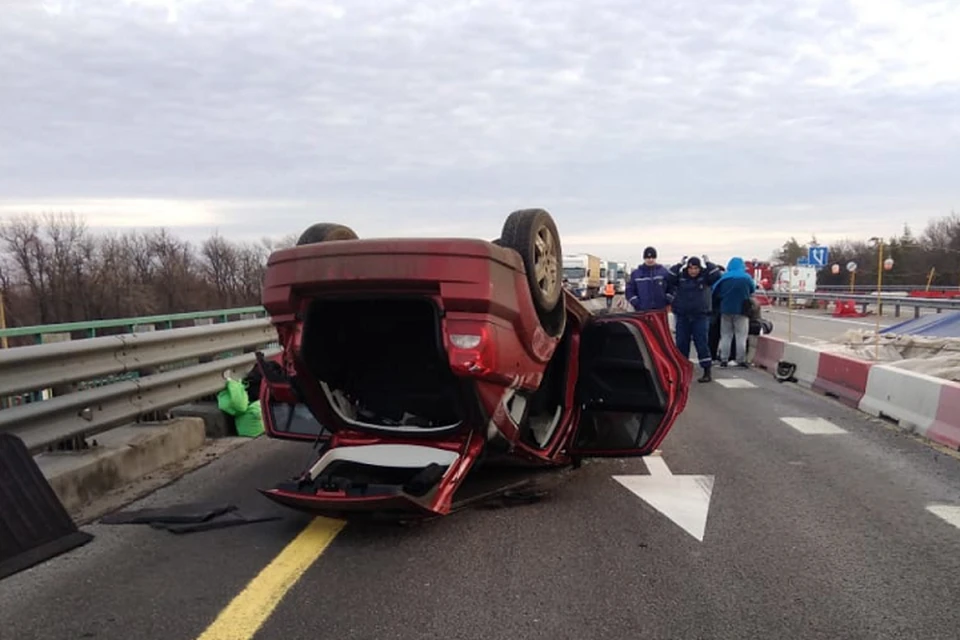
(569, 312, 692, 457)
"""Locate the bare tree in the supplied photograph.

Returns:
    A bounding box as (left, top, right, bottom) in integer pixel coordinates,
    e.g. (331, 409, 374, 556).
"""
(0, 212, 319, 327)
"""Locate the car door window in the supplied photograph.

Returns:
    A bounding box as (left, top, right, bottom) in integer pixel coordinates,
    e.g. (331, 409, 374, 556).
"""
(268, 401, 329, 438)
(572, 316, 688, 455)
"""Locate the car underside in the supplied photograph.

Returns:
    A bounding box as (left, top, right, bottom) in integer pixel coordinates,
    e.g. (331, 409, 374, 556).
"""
(254, 210, 692, 519)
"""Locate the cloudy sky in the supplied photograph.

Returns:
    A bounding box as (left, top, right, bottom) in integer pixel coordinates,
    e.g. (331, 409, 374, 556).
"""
(1, 0, 958, 266)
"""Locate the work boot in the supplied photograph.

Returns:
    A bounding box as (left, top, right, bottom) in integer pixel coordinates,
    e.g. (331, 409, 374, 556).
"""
(698, 368, 712, 383)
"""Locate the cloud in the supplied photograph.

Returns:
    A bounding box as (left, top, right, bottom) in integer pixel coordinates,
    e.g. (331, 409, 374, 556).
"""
(1, 0, 958, 266)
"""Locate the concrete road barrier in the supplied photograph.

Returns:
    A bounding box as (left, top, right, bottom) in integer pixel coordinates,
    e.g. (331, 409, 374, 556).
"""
(753, 336, 785, 371)
(756, 334, 960, 451)
(859, 365, 960, 449)
(781, 341, 824, 388)
(813, 351, 872, 408)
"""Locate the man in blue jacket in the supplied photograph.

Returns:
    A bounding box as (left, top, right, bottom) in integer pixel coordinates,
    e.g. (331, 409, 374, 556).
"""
(668, 256, 722, 382)
(626, 246, 673, 312)
(712, 256, 757, 368)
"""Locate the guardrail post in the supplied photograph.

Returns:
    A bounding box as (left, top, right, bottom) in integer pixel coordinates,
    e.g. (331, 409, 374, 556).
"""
(914, 306, 920, 319)
(894, 303, 900, 317)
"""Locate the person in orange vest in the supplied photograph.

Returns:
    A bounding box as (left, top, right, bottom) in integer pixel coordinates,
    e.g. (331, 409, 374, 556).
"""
(604, 280, 616, 309)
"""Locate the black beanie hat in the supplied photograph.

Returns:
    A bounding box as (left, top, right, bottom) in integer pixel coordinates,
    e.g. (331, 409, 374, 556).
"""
(686, 256, 702, 268)
(643, 246, 657, 259)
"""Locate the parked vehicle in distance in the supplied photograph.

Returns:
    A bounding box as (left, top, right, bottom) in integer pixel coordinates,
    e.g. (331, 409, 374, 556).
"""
(562, 253, 603, 299)
(611, 261, 628, 294)
(254, 209, 693, 520)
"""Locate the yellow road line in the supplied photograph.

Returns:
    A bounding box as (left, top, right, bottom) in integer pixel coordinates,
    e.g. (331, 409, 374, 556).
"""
(196, 516, 346, 640)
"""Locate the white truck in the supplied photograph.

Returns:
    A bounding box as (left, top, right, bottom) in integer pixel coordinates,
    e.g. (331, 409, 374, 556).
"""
(612, 261, 628, 293)
(774, 265, 818, 306)
(562, 253, 603, 299)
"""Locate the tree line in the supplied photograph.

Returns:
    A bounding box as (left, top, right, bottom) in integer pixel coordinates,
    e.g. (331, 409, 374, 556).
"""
(5, 209, 960, 331)
(772, 211, 960, 289)
(0, 213, 298, 330)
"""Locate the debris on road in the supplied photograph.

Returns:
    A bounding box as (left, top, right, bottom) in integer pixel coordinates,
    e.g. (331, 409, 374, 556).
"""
(100, 501, 281, 534)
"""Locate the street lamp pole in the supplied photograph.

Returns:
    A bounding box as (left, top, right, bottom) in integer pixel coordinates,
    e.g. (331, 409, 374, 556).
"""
(874, 238, 884, 360)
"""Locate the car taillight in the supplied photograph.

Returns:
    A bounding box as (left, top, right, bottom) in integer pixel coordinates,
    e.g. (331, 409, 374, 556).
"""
(447, 325, 497, 376)
(450, 334, 482, 349)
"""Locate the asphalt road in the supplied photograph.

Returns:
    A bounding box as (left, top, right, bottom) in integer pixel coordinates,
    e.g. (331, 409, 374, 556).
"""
(4, 369, 960, 640)
(589, 295, 942, 344)
(762, 307, 895, 343)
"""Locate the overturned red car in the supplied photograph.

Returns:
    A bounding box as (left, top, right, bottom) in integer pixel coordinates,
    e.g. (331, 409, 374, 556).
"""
(254, 209, 692, 519)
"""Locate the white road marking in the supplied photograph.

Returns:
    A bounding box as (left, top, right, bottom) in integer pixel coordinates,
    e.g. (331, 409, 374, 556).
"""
(613, 455, 715, 542)
(780, 417, 848, 435)
(927, 505, 960, 531)
(715, 378, 757, 389)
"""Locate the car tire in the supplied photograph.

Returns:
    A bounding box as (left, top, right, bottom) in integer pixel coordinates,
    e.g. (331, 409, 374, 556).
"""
(296, 223, 359, 245)
(499, 209, 565, 335)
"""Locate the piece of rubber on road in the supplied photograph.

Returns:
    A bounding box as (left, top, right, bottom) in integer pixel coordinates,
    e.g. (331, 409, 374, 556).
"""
(150, 511, 283, 534)
(100, 502, 237, 525)
(0, 433, 94, 581)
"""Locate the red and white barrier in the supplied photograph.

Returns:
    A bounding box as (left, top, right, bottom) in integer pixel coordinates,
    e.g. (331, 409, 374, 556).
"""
(858, 365, 960, 450)
(813, 351, 872, 408)
(752, 335, 785, 371)
(782, 342, 825, 389)
(754, 335, 960, 450)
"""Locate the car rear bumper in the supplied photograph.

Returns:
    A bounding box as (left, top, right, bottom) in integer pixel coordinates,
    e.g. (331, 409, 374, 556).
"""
(259, 485, 436, 519)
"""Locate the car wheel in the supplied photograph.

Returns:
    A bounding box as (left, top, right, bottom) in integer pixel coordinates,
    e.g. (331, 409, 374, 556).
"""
(499, 208, 563, 315)
(296, 223, 359, 245)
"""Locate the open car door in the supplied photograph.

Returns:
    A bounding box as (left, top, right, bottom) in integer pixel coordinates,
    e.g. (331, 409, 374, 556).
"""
(255, 352, 332, 443)
(569, 311, 692, 457)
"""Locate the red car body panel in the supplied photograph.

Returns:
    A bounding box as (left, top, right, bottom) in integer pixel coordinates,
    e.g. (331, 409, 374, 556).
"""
(256, 237, 692, 519)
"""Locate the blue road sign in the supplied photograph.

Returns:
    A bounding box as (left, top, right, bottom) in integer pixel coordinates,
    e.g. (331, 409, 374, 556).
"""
(797, 256, 809, 265)
(808, 245, 829, 267)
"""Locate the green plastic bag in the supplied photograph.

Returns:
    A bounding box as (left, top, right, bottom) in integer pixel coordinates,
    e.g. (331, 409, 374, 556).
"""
(234, 400, 264, 438)
(217, 379, 248, 416)
(217, 379, 264, 438)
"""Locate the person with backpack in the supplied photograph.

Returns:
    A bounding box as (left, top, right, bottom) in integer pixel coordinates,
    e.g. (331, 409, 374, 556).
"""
(667, 256, 722, 382)
(712, 256, 757, 368)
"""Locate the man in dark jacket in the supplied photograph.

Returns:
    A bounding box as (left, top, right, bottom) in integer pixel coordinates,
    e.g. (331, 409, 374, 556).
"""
(668, 256, 722, 382)
(626, 246, 673, 312)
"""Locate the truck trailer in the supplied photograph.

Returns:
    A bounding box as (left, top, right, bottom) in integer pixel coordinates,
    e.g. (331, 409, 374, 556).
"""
(562, 253, 603, 299)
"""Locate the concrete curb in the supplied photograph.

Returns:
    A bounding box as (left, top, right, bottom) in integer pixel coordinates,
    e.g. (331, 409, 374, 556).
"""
(755, 335, 960, 451)
(35, 418, 207, 514)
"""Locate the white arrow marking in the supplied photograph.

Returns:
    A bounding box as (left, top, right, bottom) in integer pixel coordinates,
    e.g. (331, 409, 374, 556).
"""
(927, 505, 960, 531)
(613, 454, 715, 542)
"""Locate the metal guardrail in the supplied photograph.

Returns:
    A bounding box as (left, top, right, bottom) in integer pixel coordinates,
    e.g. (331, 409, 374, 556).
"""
(765, 291, 960, 317)
(0, 318, 279, 453)
(0, 305, 267, 345)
